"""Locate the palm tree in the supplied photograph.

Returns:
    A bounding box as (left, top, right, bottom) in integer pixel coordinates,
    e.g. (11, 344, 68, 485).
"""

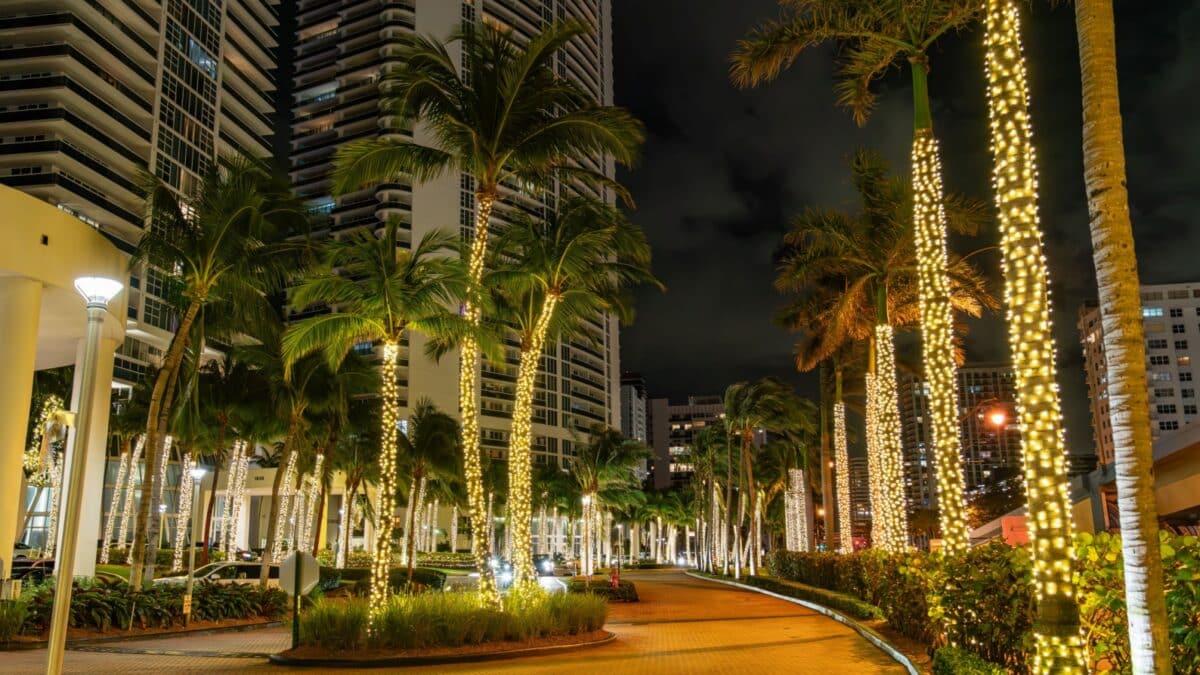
(567, 427, 647, 575)
(330, 398, 381, 567)
(1072, 0, 1169, 667)
(775, 149, 995, 553)
(488, 198, 659, 586)
(734, 0, 980, 556)
(282, 225, 462, 619)
(99, 379, 148, 564)
(128, 155, 305, 584)
(397, 400, 461, 581)
(687, 424, 727, 572)
(981, 2, 1084, 668)
(332, 20, 644, 605)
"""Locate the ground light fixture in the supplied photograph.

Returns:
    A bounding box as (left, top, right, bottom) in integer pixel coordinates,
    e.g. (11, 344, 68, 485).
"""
(46, 276, 122, 675)
(184, 467, 207, 626)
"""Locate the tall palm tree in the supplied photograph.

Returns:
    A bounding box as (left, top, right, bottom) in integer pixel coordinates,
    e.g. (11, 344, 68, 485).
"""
(567, 427, 648, 575)
(1072, 0, 1169, 667)
(981, 2, 1084, 669)
(775, 149, 995, 552)
(128, 155, 306, 584)
(332, 20, 644, 605)
(687, 424, 727, 572)
(488, 198, 659, 586)
(330, 398, 381, 567)
(734, 0, 980, 555)
(282, 225, 463, 620)
(397, 400, 461, 581)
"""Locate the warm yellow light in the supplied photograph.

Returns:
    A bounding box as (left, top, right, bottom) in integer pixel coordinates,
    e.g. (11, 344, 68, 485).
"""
(833, 402, 852, 554)
(988, 410, 1008, 428)
(911, 132, 971, 555)
(368, 340, 402, 630)
(983, 1, 1084, 670)
(116, 436, 145, 554)
(871, 325, 909, 554)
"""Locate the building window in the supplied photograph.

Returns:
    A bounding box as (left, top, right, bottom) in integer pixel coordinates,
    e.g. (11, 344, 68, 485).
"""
(1183, 389, 1195, 399)
(1181, 356, 1192, 367)
(1177, 340, 1189, 350)
(1174, 324, 1187, 334)
(1152, 372, 1172, 382)
(1150, 355, 1170, 366)
(1149, 339, 1168, 349)
(1156, 404, 1177, 415)
(1186, 405, 1197, 416)
(1159, 421, 1179, 431)
(1143, 307, 1164, 317)
(1154, 387, 1174, 398)
(1168, 290, 1190, 299)
(1170, 308, 1184, 317)
(1182, 372, 1194, 382)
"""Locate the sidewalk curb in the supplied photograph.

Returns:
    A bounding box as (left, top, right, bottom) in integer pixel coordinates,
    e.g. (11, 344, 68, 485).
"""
(686, 571, 919, 675)
(0, 620, 284, 652)
(268, 630, 616, 668)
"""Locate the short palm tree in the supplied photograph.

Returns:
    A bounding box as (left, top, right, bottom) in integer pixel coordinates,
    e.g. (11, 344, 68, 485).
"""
(332, 19, 644, 605)
(568, 427, 648, 575)
(1072, 0, 1170, 667)
(397, 400, 461, 581)
(128, 154, 305, 584)
(330, 398, 381, 567)
(734, 0, 981, 556)
(282, 225, 463, 620)
(488, 198, 659, 586)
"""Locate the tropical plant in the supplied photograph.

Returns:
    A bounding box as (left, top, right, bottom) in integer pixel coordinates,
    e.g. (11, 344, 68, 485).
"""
(395, 401, 461, 582)
(567, 427, 648, 575)
(128, 154, 306, 584)
(1072, 0, 1170, 668)
(486, 198, 659, 586)
(282, 225, 464, 618)
(332, 19, 644, 605)
(734, 0, 981, 556)
(981, 1, 1084, 667)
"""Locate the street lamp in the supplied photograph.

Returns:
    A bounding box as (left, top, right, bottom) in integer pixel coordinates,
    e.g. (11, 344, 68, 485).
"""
(47, 276, 122, 675)
(987, 409, 1008, 428)
(158, 503, 168, 549)
(184, 467, 206, 626)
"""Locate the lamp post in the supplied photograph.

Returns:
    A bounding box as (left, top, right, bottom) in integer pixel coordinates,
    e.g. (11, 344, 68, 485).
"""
(158, 503, 168, 549)
(184, 467, 206, 626)
(46, 276, 122, 675)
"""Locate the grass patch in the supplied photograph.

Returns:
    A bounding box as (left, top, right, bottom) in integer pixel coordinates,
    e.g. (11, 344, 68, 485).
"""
(96, 565, 131, 580)
(298, 590, 607, 652)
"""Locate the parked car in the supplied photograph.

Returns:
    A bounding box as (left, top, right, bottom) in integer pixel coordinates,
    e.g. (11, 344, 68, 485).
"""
(10, 558, 54, 584)
(154, 561, 279, 587)
(12, 542, 35, 560)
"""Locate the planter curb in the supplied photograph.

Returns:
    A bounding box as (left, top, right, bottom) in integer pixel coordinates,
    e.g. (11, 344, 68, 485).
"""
(0, 620, 284, 652)
(269, 630, 616, 668)
(686, 571, 919, 675)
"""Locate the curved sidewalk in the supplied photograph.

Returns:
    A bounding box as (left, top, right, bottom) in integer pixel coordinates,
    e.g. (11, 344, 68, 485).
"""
(4, 570, 905, 673)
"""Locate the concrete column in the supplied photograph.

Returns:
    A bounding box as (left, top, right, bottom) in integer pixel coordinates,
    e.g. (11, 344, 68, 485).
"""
(235, 494, 250, 551)
(0, 278, 42, 586)
(57, 335, 117, 577)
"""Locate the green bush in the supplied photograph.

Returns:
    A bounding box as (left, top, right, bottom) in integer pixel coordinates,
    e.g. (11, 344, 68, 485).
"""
(345, 551, 373, 568)
(415, 552, 476, 568)
(298, 590, 607, 652)
(335, 566, 447, 595)
(0, 599, 28, 642)
(932, 646, 1006, 675)
(742, 576, 882, 621)
(566, 579, 639, 602)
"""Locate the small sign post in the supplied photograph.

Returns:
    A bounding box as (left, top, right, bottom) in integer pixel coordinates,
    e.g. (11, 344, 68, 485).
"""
(280, 551, 320, 650)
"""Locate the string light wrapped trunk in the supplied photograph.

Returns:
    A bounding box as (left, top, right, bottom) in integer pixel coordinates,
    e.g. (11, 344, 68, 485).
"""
(983, 1, 1085, 669)
(785, 468, 807, 551)
(872, 325, 909, 553)
(450, 504, 459, 553)
(100, 448, 131, 564)
(224, 443, 250, 558)
(834, 402, 853, 553)
(368, 340, 402, 629)
(172, 453, 195, 572)
(117, 436, 144, 552)
(865, 373, 882, 548)
(44, 454, 64, 558)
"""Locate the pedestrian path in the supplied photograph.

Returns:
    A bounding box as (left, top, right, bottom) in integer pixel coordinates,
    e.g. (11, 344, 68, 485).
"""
(3, 570, 905, 673)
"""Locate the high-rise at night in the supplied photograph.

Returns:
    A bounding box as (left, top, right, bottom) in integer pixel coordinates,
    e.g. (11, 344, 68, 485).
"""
(289, 0, 619, 468)
(0, 0, 280, 384)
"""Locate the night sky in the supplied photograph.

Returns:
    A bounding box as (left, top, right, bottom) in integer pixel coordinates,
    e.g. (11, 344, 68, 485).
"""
(612, 1, 1200, 456)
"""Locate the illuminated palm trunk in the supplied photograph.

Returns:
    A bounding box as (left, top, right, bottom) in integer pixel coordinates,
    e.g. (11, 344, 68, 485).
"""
(117, 436, 144, 552)
(458, 193, 500, 606)
(368, 340, 402, 628)
(172, 453, 195, 572)
(909, 112, 971, 554)
(982, 2, 1084, 670)
(270, 444, 298, 562)
(864, 372, 881, 547)
(833, 401, 852, 553)
(508, 295, 559, 587)
(100, 444, 131, 564)
(871, 325, 909, 553)
(1075, 0, 1171, 668)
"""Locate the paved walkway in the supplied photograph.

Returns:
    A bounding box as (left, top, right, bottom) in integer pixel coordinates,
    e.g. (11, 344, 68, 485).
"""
(4, 571, 904, 673)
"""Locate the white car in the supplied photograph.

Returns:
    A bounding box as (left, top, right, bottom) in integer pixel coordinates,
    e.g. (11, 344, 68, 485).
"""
(154, 561, 279, 588)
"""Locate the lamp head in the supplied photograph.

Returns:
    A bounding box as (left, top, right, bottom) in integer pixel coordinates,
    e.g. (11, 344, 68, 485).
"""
(74, 276, 123, 308)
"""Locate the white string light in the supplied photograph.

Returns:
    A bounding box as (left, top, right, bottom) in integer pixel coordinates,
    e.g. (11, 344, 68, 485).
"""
(873, 325, 909, 553)
(172, 453, 194, 571)
(100, 448, 131, 564)
(117, 436, 144, 553)
(368, 340, 402, 629)
(834, 402, 853, 553)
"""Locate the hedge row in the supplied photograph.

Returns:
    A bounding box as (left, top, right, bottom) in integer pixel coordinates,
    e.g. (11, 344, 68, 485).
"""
(767, 532, 1200, 673)
(741, 575, 883, 621)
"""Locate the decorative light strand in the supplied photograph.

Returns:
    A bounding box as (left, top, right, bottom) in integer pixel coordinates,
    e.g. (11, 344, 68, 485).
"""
(368, 340, 401, 630)
(43, 453, 64, 558)
(100, 447, 131, 564)
(911, 132, 972, 555)
(117, 436, 145, 553)
(450, 504, 459, 554)
(865, 373, 882, 548)
(873, 325, 910, 553)
(834, 402, 853, 553)
(172, 453, 194, 571)
(271, 444, 298, 563)
(784, 468, 808, 551)
(24, 396, 64, 475)
(224, 442, 250, 558)
(983, 1, 1084, 670)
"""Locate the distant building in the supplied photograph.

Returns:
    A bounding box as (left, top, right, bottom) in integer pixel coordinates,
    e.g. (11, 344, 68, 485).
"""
(898, 364, 1023, 507)
(1079, 282, 1200, 467)
(848, 456, 871, 539)
(647, 395, 724, 490)
(620, 372, 648, 443)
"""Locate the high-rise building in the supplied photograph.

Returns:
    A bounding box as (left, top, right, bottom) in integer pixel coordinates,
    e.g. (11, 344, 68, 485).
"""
(619, 372, 647, 443)
(848, 455, 871, 539)
(289, 0, 619, 468)
(0, 0, 281, 385)
(647, 395, 724, 490)
(898, 364, 1023, 507)
(1079, 282, 1200, 466)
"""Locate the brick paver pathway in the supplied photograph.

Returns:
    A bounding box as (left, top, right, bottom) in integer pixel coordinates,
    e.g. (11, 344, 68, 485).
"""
(3, 571, 904, 673)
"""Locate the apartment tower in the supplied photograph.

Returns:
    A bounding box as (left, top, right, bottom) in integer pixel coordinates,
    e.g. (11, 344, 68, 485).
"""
(289, 0, 620, 468)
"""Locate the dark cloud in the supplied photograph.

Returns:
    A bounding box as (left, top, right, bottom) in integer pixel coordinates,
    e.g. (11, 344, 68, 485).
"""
(613, 0, 1200, 456)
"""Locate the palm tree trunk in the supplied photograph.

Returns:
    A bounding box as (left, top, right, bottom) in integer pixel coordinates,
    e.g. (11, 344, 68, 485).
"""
(908, 59, 971, 556)
(312, 480, 326, 557)
(742, 433, 759, 572)
(141, 359, 184, 585)
(200, 418, 226, 566)
(833, 367, 852, 553)
(260, 412, 301, 585)
(1075, 1, 1171, 669)
(872, 324, 909, 553)
(723, 436, 734, 575)
(458, 191, 500, 606)
(819, 364, 835, 551)
(406, 475, 424, 582)
(369, 340, 402, 620)
(983, 3, 1084, 669)
(100, 439, 132, 564)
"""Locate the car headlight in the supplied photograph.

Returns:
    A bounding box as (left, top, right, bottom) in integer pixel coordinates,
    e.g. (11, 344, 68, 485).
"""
(540, 560, 554, 572)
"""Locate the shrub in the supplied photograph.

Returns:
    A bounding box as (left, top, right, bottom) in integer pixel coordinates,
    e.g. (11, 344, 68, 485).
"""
(566, 579, 639, 602)
(743, 576, 882, 621)
(315, 549, 335, 567)
(415, 552, 476, 569)
(345, 551, 373, 568)
(298, 590, 608, 652)
(932, 646, 1006, 675)
(0, 599, 28, 642)
(337, 567, 447, 595)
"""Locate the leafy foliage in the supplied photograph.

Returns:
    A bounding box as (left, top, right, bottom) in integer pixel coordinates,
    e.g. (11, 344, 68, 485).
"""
(742, 575, 882, 621)
(567, 579, 639, 603)
(932, 646, 1006, 675)
(0, 600, 28, 642)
